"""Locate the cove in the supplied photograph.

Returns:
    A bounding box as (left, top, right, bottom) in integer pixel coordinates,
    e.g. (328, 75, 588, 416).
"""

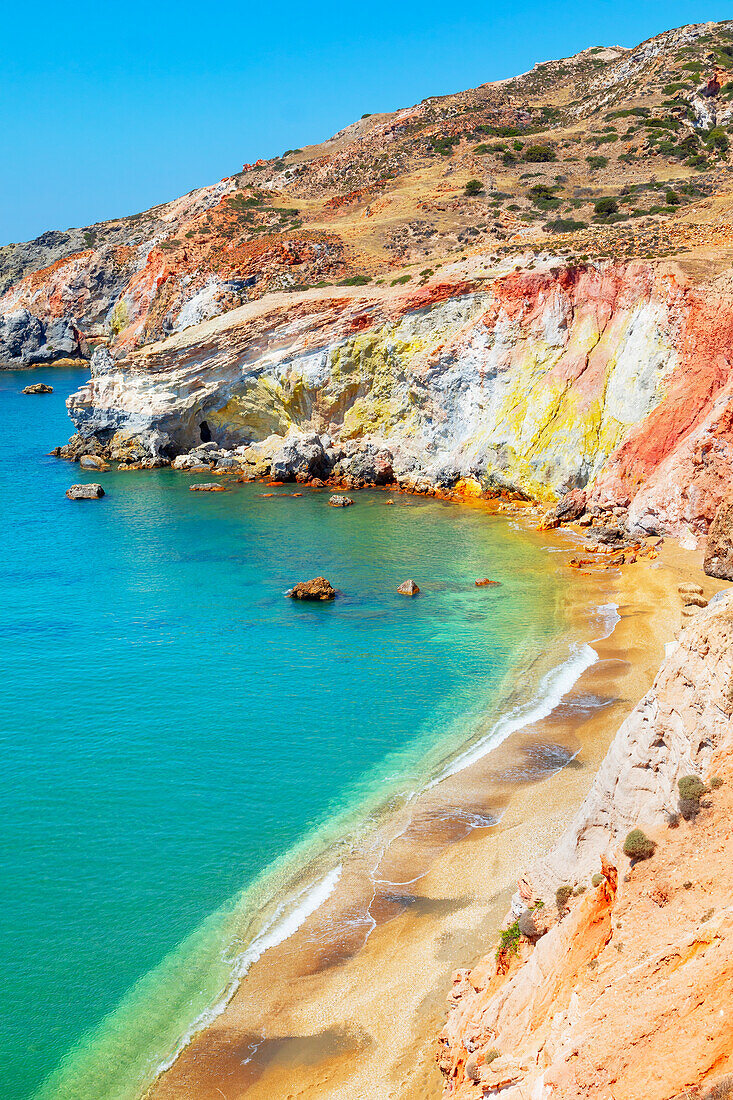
(2, 369, 573, 1099)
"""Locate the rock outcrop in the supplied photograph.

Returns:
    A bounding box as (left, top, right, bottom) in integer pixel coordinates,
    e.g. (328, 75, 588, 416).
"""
(397, 579, 420, 596)
(1, 308, 83, 368)
(438, 591, 733, 1100)
(286, 577, 336, 600)
(704, 499, 733, 581)
(66, 483, 104, 499)
(22, 382, 53, 394)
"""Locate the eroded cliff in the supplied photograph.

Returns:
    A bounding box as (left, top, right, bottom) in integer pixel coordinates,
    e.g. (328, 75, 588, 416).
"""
(437, 591, 733, 1100)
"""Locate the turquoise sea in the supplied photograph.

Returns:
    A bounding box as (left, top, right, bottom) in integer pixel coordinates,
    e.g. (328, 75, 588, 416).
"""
(1, 369, 581, 1099)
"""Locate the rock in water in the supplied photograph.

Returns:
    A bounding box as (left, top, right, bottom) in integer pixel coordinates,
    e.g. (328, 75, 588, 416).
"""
(397, 579, 420, 596)
(704, 499, 733, 580)
(189, 482, 228, 492)
(328, 495, 354, 507)
(79, 454, 108, 470)
(22, 382, 53, 394)
(287, 577, 336, 600)
(475, 578, 501, 587)
(554, 488, 587, 522)
(66, 483, 104, 500)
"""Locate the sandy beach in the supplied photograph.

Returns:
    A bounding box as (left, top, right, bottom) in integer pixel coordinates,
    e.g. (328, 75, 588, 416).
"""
(147, 531, 725, 1100)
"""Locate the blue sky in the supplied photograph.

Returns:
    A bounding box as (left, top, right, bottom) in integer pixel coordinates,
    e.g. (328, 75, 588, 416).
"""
(1, 1, 729, 244)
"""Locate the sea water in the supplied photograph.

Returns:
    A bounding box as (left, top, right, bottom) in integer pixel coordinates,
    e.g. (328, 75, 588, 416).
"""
(1, 369, 577, 1099)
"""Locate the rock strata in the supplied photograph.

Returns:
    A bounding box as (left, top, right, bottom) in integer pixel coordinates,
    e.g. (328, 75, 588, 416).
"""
(286, 577, 336, 600)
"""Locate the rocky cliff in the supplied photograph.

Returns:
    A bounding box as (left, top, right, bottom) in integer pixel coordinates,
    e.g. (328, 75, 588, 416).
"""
(7, 20, 733, 538)
(437, 589, 733, 1100)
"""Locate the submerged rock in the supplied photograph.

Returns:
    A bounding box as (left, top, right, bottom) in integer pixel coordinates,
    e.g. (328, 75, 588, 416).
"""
(189, 482, 228, 492)
(475, 578, 501, 587)
(66, 483, 104, 500)
(287, 576, 336, 601)
(328, 495, 354, 507)
(704, 499, 733, 580)
(397, 579, 420, 596)
(22, 382, 53, 394)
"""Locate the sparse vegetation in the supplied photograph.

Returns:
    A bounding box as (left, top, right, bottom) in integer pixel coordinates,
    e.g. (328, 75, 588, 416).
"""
(496, 919, 522, 958)
(591, 873, 605, 887)
(623, 828, 656, 861)
(464, 179, 485, 196)
(556, 884, 573, 910)
(524, 144, 556, 162)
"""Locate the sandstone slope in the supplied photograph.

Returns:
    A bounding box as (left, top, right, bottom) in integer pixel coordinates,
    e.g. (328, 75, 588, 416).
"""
(437, 590, 733, 1100)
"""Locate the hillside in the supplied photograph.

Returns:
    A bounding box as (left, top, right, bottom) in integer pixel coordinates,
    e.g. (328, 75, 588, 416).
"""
(2, 20, 733, 361)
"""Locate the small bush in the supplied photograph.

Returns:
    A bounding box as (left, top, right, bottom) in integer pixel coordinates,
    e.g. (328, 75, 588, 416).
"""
(594, 197, 619, 216)
(710, 776, 724, 790)
(591, 872, 605, 887)
(683, 880, 693, 889)
(496, 919, 522, 958)
(464, 179, 485, 196)
(623, 828, 656, 861)
(485, 1049, 500, 1064)
(545, 218, 587, 233)
(665, 189, 682, 206)
(678, 775, 706, 804)
(338, 275, 371, 286)
(525, 144, 556, 162)
(390, 274, 411, 286)
(586, 155, 608, 169)
(501, 151, 517, 165)
(556, 884, 573, 910)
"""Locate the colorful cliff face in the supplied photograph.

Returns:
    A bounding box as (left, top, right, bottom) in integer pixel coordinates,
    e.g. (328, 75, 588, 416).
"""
(65, 255, 733, 535)
(437, 591, 733, 1100)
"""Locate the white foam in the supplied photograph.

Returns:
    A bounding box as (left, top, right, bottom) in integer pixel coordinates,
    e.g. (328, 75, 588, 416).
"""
(156, 865, 342, 1074)
(429, 642, 599, 785)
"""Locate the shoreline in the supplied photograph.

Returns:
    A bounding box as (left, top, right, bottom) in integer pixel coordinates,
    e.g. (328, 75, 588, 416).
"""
(144, 525, 718, 1100)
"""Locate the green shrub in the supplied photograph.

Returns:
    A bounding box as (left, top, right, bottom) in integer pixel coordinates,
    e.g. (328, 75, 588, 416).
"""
(586, 155, 608, 169)
(623, 828, 656, 861)
(464, 179, 485, 196)
(501, 151, 517, 165)
(390, 274, 411, 286)
(545, 218, 587, 233)
(524, 144, 556, 162)
(556, 884, 573, 910)
(591, 872, 605, 887)
(678, 775, 706, 803)
(337, 275, 371, 286)
(594, 197, 619, 215)
(496, 920, 522, 958)
(710, 776, 724, 790)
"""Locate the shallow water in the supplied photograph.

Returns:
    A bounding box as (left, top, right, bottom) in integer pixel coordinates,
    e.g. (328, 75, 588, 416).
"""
(1, 369, 572, 1099)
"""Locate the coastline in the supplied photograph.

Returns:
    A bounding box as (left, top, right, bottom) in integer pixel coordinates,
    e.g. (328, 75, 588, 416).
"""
(144, 528, 720, 1100)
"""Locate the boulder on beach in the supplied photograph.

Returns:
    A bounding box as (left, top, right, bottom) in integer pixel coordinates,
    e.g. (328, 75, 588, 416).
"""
(189, 482, 228, 492)
(22, 382, 53, 394)
(704, 499, 733, 580)
(270, 434, 331, 482)
(397, 579, 420, 596)
(66, 483, 105, 500)
(286, 577, 336, 601)
(475, 578, 501, 587)
(554, 488, 587, 523)
(328, 495, 354, 507)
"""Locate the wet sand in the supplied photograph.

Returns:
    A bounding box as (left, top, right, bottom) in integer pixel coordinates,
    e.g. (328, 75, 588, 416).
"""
(147, 533, 724, 1100)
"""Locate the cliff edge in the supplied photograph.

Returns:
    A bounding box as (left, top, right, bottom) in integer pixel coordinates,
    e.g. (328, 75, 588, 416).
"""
(437, 590, 733, 1100)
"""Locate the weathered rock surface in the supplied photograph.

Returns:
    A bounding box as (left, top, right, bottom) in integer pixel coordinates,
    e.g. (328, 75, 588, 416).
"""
(270, 434, 331, 482)
(554, 488, 587, 523)
(189, 482, 227, 492)
(438, 592, 733, 1100)
(66, 483, 104, 499)
(397, 579, 420, 596)
(328, 495, 353, 507)
(1, 308, 82, 368)
(22, 382, 53, 394)
(704, 499, 733, 581)
(286, 576, 336, 600)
